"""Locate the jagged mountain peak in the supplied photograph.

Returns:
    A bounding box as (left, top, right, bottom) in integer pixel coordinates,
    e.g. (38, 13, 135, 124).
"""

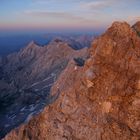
(18, 40, 42, 59)
(26, 40, 40, 49)
(91, 21, 140, 60)
(49, 38, 64, 44)
(105, 21, 133, 39)
(46, 40, 73, 53)
(111, 21, 129, 27)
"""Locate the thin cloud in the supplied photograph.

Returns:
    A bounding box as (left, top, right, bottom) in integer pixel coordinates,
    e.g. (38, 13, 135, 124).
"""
(32, 0, 88, 4)
(80, 0, 116, 10)
(24, 10, 95, 23)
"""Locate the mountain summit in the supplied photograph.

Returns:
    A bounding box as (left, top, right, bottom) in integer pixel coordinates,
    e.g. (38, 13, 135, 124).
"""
(3, 21, 140, 140)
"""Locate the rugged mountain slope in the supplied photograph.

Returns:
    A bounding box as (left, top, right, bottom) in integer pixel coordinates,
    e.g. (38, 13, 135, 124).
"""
(2, 40, 87, 87)
(0, 40, 88, 139)
(3, 21, 140, 140)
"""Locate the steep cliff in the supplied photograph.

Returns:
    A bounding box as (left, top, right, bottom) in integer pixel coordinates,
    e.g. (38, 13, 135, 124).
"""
(3, 21, 140, 140)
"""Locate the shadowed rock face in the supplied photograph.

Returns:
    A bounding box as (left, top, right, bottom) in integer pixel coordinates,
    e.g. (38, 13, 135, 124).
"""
(132, 21, 140, 36)
(3, 21, 140, 140)
(0, 40, 89, 139)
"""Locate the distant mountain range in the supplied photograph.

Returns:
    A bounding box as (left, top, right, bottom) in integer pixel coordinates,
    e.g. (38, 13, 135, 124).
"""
(0, 33, 95, 55)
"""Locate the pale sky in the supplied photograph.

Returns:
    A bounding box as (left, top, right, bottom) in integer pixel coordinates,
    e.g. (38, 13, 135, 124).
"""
(0, 0, 140, 32)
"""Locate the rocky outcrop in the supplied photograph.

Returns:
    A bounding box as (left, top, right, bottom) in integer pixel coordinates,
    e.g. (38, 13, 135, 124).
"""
(3, 21, 140, 140)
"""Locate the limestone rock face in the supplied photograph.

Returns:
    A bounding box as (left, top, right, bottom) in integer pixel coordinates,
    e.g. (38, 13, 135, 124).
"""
(3, 21, 140, 140)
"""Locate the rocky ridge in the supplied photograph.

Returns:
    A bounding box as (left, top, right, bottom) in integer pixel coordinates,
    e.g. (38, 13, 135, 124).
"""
(3, 21, 140, 140)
